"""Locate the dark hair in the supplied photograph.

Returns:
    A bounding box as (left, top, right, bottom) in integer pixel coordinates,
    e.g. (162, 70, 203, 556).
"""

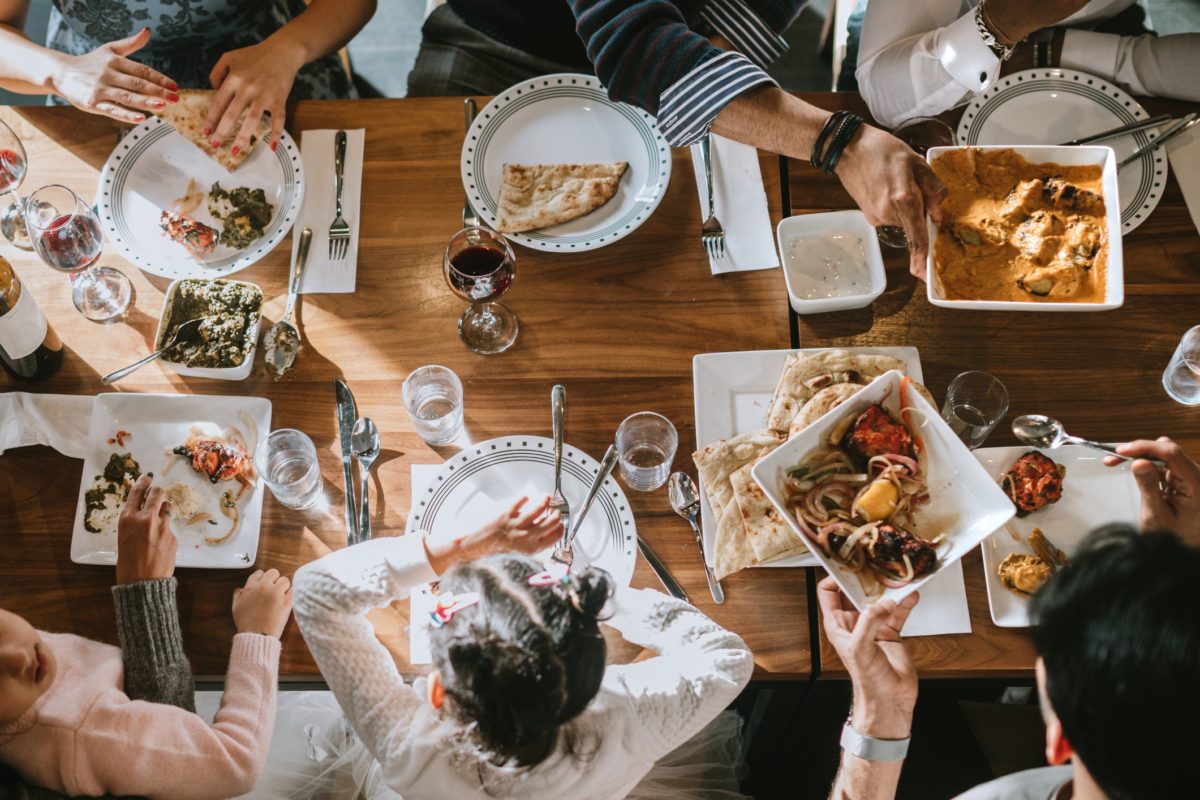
(429, 553, 613, 768)
(1030, 524, 1200, 800)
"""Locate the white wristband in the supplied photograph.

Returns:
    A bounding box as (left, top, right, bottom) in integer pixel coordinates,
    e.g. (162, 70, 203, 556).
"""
(840, 721, 911, 761)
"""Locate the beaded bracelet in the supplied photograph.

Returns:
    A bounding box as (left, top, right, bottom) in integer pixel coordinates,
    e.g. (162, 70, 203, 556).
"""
(819, 113, 864, 174)
(811, 110, 852, 169)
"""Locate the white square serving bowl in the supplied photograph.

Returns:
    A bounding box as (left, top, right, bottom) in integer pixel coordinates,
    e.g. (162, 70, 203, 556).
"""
(925, 145, 1124, 312)
(776, 210, 886, 314)
(154, 278, 262, 380)
(751, 370, 1015, 610)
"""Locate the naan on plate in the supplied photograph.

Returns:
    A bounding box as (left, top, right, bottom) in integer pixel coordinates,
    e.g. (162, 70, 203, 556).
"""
(495, 162, 628, 233)
(692, 428, 784, 530)
(730, 459, 807, 564)
(158, 89, 269, 171)
(766, 350, 907, 433)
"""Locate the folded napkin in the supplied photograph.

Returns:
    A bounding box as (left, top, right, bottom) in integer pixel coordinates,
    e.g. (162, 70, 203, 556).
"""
(1168, 125, 1200, 237)
(409, 463, 441, 665)
(689, 134, 780, 275)
(294, 129, 366, 294)
(900, 559, 972, 637)
(0, 392, 92, 459)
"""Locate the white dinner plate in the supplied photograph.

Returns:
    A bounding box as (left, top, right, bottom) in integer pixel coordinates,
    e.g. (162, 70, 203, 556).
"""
(974, 445, 1139, 627)
(957, 68, 1165, 233)
(405, 436, 638, 587)
(97, 117, 304, 278)
(692, 347, 924, 570)
(461, 73, 671, 252)
(71, 393, 270, 568)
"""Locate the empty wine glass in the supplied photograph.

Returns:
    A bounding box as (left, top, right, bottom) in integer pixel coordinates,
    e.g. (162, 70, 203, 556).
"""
(443, 226, 518, 354)
(0, 119, 31, 250)
(25, 184, 131, 321)
(877, 116, 956, 249)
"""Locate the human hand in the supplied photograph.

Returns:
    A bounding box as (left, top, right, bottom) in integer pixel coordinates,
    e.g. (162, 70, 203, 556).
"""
(424, 495, 564, 574)
(834, 124, 947, 280)
(817, 576, 919, 738)
(51, 27, 178, 124)
(1104, 437, 1200, 548)
(204, 37, 304, 157)
(232, 568, 293, 639)
(116, 475, 177, 585)
(983, 0, 1092, 44)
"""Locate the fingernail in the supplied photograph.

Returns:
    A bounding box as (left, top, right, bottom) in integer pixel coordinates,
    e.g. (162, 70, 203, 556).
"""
(202, 127, 210, 136)
(210, 139, 220, 148)
(270, 141, 277, 152)
(168, 93, 179, 103)
(167, 81, 178, 91)
(230, 145, 240, 155)
(134, 114, 145, 122)
(153, 100, 164, 109)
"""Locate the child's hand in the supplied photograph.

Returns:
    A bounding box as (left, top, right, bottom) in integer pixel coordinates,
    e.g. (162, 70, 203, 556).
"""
(232, 568, 293, 639)
(424, 495, 564, 574)
(116, 475, 177, 585)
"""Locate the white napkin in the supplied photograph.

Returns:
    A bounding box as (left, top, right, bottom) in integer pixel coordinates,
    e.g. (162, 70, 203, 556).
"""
(689, 134, 780, 275)
(899, 559, 972, 637)
(293, 129, 365, 294)
(408, 463, 441, 665)
(0, 392, 92, 459)
(1168, 125, 1200, 236)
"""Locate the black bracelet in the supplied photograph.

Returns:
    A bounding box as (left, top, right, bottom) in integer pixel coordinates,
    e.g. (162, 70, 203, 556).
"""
(820, 113, 864, 174)
(811, 110, 851, 169)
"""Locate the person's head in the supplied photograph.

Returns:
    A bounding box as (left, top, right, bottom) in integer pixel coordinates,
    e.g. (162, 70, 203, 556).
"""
(427, 553, 612, 767)
(1031, 525, 1200, 800)
(0, 608, 56, 724)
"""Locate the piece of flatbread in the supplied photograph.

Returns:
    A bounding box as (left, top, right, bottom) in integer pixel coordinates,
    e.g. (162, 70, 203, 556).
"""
(692, 429, 784, 529)
(730, 460, 808, 564)
(787, 383, 863, 440)
(495, 162, 628, 233)
(766, 350, 906, 432)
(158, 89, 269, 171)
(713, 498, 757, 581)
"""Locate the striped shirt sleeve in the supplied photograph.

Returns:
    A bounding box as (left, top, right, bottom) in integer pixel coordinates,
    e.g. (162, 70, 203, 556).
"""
(657, 50, 777, 147)
(701, 0, 789, 69)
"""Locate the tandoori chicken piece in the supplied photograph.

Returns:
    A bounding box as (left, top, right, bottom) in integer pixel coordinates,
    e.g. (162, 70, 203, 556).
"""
(1001, 451, 1066, 516)
(841, 404, 916, 469)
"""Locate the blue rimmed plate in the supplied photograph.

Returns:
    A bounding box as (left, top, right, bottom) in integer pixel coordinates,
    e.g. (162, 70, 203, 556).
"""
(461, 73, 671, 252)
(406, 435, 638, 587)
(96, 116, 304, 278)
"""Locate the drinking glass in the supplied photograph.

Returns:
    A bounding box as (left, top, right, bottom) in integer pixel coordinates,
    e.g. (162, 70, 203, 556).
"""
(1163, 325, 1200, 405)
(24, 184, 131, 321)
(254, 429, 323, 509)
(403, 365, 465, 445)
(443, 226, 518, 354)
(616, 412, 678, 491)
(941, 371, 1009, 449)
(877, 116, 956, 250)
(0, 120, 31, 250)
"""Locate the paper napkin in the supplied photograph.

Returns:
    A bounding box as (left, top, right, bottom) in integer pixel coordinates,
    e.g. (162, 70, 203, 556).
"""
(293, 129, 365, 294)
(408, 463, 441, 665)
(899, 559, 972, 637)
(689, 134, 780, 275)
(0, 392, 92, 459)
(1168, 125, 1200, 237)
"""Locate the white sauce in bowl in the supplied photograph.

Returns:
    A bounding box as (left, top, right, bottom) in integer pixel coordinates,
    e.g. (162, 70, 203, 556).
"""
(786, 234, 871, 299)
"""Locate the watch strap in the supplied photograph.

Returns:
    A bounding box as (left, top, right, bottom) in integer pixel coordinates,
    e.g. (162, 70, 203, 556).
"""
(840, 722, 911, 761)
(974, 3, 1016, 62)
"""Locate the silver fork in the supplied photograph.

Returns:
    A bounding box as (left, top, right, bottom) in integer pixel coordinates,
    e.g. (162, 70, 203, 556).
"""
(697, 133, 725, 262)
(328, 130, 350, 260)
(552, 444, 619, 567)
(463, 99, 484, 229)
(549, 384, 571, 548)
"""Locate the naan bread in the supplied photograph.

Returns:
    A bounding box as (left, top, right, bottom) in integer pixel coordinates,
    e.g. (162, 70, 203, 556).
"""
(692, 429, 784, 529)
(713, 498, 756, 581)
(158, 90, 269, 171)
(766, 350, 906, 432)
(730, 460, 808, 564)
(495, 162, 628, 233)
(787, 383, 863, 440)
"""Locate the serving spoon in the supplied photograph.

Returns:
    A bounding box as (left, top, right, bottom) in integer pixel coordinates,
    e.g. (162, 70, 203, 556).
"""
(1011, 415, 1166, 468)
(100, 317, 205, 385)
(264, 227, 311, 380)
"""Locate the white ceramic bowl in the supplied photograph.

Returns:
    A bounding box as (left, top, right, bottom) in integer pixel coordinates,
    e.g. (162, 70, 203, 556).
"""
(925, 145, 1124, 311)
(776, 210, 886, 314)
(751, 370, 1015, 610)
(155, 278, 262, 380)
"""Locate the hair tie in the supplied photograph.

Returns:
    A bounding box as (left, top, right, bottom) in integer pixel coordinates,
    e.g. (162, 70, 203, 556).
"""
(528, 562, 583, 612)
(430, 591, 480, 628)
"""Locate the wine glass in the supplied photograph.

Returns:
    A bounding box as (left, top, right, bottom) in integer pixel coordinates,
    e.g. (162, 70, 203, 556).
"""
(443, 226, 518, 354)
(0, 119, 32, 250)
(877, 116, 956, 249)
(24, 184, 131, 321)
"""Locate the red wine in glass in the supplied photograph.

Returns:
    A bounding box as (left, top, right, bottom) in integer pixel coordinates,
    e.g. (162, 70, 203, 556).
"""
(33, 211, 103, 273)
(0, 148, 25, 195)
(447, 244, 514, 302)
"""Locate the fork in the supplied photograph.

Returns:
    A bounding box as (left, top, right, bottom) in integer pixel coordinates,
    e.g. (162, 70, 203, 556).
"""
(697, 133, 725, 262)
(463, 99, 484, 229)
(552, 444, 619, 567)
(549, 384, 571, 550)
(328, 130, 350, 260)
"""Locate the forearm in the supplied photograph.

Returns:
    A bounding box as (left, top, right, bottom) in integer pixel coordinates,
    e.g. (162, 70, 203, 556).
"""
(711, 85, 831, 161)
(112, 578, 195, 712)
(266, 0, 376, 68)
(0, 25, 62, 96)
(830, 754, 905, 800)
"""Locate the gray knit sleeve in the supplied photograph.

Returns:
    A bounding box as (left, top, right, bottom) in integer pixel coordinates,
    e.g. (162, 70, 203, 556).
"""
(111, 577, 196, 713)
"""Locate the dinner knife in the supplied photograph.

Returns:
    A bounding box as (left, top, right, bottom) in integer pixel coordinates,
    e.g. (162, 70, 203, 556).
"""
(1060, 114, 1172, 146)
(334, 378, 359, 545)
(1117, 112, 1200, 169)
(637, 536, 689, 602)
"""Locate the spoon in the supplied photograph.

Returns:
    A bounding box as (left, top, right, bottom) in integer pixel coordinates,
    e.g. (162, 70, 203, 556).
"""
(351, 417, 381, 540)
(100, 317, 205, 385)
(264, 227, 312, 380)
(1011, 415, 1166, 468)
(668, 472, 723, 604)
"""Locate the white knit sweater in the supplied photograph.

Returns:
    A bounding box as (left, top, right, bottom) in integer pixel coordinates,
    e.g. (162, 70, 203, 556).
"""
(292, 535, 753, 800)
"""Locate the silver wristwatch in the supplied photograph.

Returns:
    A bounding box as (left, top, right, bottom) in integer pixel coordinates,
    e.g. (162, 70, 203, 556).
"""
(974, 3, 1015, 62)
(840, 722, 911, 762)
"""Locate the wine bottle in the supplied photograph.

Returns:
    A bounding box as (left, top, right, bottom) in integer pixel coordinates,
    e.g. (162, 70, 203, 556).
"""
(0, 255, 63, 381)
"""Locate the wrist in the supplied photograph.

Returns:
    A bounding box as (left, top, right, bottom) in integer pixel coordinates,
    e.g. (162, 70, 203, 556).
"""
(980, 2, 1028, 46)
(850, 698, 915, 740)
(265, 29, 311, 72)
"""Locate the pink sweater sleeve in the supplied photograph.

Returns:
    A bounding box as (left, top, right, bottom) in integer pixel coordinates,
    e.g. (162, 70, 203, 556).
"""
(68, 633, 280, 800)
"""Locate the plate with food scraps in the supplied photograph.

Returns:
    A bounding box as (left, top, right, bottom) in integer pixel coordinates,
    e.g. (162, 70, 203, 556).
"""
(752, 371, 1014, 610)
(975, 444, 1139, 627)
(96, 115, 304, 279)
(692, 347, 925, 573)
(70, 393, 271, 568)
(957, 68, 1164, 234)
(461, 73, 671, 252)
(406, 435, 638, 587)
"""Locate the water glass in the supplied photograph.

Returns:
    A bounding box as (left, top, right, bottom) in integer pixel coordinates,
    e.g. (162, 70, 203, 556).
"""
(877, 116, 956, 249)
(254, 429, 323, 509)
(941, 371, 1009, 449)
(403, 365, 465, 445)
(1163, 325, 1200, 405)
(616, 412, 678, 491)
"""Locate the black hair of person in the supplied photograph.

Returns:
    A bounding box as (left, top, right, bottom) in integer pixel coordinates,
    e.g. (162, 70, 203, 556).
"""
(429, 553, 613, 768)
(1030, 524, 1200, 800)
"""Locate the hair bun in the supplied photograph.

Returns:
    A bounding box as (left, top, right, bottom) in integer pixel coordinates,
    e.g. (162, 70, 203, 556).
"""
(572, 566, 614, 619)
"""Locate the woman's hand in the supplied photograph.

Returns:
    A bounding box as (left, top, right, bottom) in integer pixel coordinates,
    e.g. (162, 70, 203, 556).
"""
(203, 37, 305, 157)
(424, 495, 564, 574)
(51, 27, 178, 124)
(1105, 437, 1200, 548)
(115, 475, 177, 585)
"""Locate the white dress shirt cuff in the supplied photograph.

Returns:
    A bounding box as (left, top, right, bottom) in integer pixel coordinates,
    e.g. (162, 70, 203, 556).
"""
(700, 0, 789, 70)
(937, 10, 1001, 96)
(657, 50, 777, 148)
(1061, 29, 1131, 92)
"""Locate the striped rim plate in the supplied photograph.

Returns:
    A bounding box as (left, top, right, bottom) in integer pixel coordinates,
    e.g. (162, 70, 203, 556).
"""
(406, 436, 638, 587)
(97, 116, 304, 278)
(461, 73, 672, 252)
(957, 68, 1165, 233)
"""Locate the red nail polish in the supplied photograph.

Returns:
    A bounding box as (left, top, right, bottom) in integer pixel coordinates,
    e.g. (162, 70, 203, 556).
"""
(230, 145, 240, 156)
(210, 139, 220, 148)
(168, 93, 180, 103)
(270, 141, 277, 152)
(202, 127, 210, 136)
(167, 81, 178, 91)
(153, 101, 164, 109)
